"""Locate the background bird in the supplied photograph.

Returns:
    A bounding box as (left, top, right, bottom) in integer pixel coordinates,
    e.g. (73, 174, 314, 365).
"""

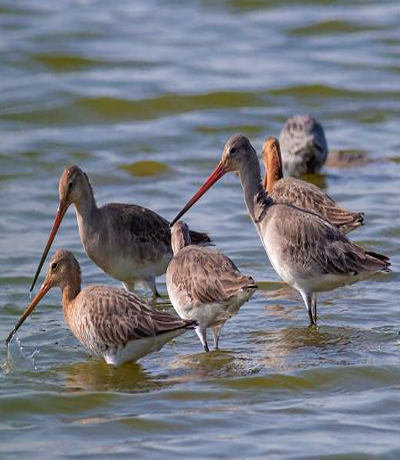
(279, 114, 328, 177)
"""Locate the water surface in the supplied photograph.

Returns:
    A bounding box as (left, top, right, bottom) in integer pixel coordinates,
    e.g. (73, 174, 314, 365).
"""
(1, 0, 400, 458)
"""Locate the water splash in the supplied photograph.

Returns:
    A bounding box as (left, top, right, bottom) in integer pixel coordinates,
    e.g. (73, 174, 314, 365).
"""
(5, 337, 39, 373)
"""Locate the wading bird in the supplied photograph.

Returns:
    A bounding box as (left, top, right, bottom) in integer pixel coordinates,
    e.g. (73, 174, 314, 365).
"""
(170, 134, 390, 325)
(7, 250, 195, 365)
(166, 221, 257, 352)
(30, 166, 210, 297)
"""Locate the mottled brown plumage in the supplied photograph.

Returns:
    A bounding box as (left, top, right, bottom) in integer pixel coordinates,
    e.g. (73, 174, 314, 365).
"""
(167, 222, 257, 351)
(267, 204, 388, 280)
(262, 137, 364, 233)
(30, 165, 210, 297)
(170, 134, 391, 326)
(7, 250, 194, 365)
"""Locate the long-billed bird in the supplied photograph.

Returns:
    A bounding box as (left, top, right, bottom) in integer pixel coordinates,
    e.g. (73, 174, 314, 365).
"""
(30, 166, 210, 297)
(7, 250, 195, 365)
(170, 134, 390, 325)
(166, 221, 257, 351)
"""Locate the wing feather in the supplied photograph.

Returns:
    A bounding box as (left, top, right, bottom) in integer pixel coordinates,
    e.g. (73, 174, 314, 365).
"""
(73, 286, 192, 350)
(272, 177, 363, 231)
(272, 204, 389, 277)
(168, 247, 256, 306)
(102, 204, 210, 258)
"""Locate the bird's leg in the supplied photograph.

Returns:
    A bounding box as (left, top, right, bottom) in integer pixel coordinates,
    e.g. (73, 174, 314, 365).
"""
(300, 291, 316, 327)
(151, 289, 171, 301)
(195, 327, 209, 352)
(143, 277, 163, 299)
(312, 293, 317, 324)
(212, 325, 223, 350)
(122, 281, 135, 292)
(123, 279, 163, 300)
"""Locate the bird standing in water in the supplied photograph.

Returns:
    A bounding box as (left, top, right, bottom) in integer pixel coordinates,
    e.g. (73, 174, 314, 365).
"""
(7, 250, 195, 365)
(30, 166, 210, 297)
(166, 221, 257, 351)
(170, 134, 390, 326)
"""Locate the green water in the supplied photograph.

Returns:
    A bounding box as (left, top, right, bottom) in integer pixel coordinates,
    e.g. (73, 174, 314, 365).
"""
(1, 0, 400, 458)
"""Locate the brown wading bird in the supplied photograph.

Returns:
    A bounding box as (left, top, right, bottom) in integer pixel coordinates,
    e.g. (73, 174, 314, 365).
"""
(170, 134, 391, 326)
(279, 114, 328, 177)
(6, 250, 195, 365)
(166, 221, 257, 352)
(29, 166, 210, 297)
(262, 136, 364, 234)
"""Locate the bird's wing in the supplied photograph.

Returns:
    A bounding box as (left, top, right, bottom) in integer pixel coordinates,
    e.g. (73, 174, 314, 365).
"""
(272, 178, 363, 230)
(103, 203, 210, 249)
(75, 286, 191, 348)
(168, 247, 256, 306)
(103, 203, 172, 248)
(271, 204, 388, 276)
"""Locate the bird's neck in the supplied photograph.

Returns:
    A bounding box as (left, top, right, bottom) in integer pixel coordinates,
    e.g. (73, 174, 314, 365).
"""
(74, 180, 101, 240)
(61, 275, 82, 328)
(238, 155, 269, 223)
(74, 179, 99, 221)
(265, 148, 283, 194)
(171, 230, 192, 255)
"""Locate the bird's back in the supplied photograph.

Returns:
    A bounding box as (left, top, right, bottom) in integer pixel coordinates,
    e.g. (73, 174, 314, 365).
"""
(68, 285, 193, 356)
(80, 203, 210, 284)
(262, 203, 389, 291)
(279, 115, 328, 176)
(167, 246, 256, 307)
(271, 177, 363, 232)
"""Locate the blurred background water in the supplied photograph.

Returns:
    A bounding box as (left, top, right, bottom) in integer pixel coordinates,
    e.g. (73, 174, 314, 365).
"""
(0, 0, 400, 458)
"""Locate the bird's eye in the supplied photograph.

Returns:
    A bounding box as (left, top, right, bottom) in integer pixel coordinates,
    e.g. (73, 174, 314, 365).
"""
(230, 147, 237, 155)
(68, 182, 73, 191)
(51, 262, 58, 271)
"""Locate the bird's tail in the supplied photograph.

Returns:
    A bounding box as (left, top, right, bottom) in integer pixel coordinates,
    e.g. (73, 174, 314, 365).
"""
(184, 319, 198, 330)
(189, 230, 212, 245)
(365, 250, 391, 272)
(244, 277, 258, 291)
(340, 212, 364, 233)
(325, 208, 364, 234)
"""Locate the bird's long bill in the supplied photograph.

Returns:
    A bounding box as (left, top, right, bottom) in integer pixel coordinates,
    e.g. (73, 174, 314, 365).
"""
(170, 161, 226, 226)
(5, 281, 51, 345)
(30, 201, 68, 292)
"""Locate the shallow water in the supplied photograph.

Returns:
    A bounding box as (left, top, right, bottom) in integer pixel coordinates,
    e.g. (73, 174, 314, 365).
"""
(1, 0, 400, 458)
